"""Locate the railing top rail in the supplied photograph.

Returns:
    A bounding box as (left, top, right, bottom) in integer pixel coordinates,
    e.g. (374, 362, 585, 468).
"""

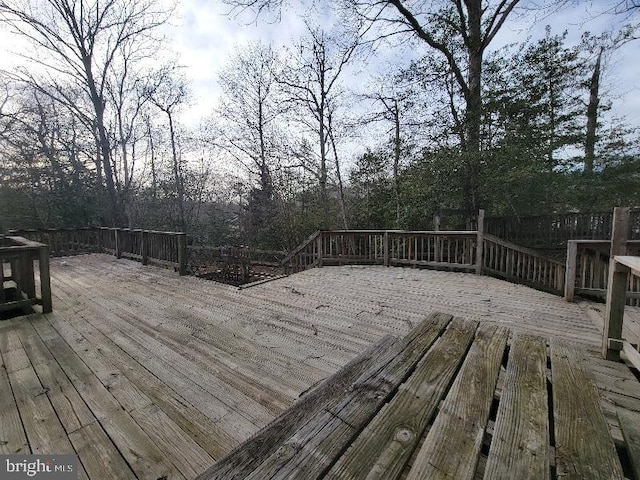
(97, 227, 185, 236)
(322, 229, 477, 235)
(280, 230, 321, 266)
(486, 210, 640, 220)
(569, 239, 640, 245)
(484, 234, 565, 267)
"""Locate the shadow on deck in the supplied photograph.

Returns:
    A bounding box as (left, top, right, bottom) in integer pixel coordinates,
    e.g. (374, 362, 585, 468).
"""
(1, 254, 639, 479)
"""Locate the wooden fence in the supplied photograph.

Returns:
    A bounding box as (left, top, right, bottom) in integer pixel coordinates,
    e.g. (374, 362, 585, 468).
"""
(483, 234, 566, 295)
(564, 239, 640, 306)
(281, 224, 565, 295)
(9, 228, 187, 275)
(1, 236, 52, 313)
(601, 207, 640, 366)
(485, 210, 640, 249)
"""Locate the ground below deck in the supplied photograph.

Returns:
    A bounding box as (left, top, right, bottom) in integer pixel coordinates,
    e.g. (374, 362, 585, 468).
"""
(1, 254, 639, 479)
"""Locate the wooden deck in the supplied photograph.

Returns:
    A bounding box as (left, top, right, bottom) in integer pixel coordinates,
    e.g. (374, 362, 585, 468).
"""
(1, 254, 640, 479)
(200, 314, 633, 480)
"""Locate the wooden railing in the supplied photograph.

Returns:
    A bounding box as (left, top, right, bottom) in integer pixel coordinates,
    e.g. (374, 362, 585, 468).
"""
(281, 231, 322, 274)
(483, 234, 566, 295)
(486, 210, 640, 249)
(281, 223, 565, 296)
(7, 228, 100, 256)
(602, 207, 640, 367)
(387, 231, 478, 269)
(10, 228, 187, 275)
(564, 240, 640, 306)
(1, 236, 52, 313)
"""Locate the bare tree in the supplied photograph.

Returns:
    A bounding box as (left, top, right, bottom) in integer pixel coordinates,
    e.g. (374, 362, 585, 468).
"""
(216, 42, 286, 244)
(0, 0, 171, 224)
(360, 69, 417, 228)
(278, 22, 358, 225)
(217, 43, 282, 198)
(145, 70, 189, 231)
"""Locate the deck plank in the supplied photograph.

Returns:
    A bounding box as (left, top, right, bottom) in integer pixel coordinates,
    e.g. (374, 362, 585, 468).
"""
(47, 308, 238, 460)
(405, 323, 509, 480)
(246, 313, 453, 480)
(197, 334, 400, 480)
(551, 340, 624, 479)
(326, 318, 478, 480)
(31, 315, 185, 480)
(483, 335, 549, 480)
(68, 422, 136, 480)
(0, 356, 29, 454)
(9, 363, 75, 455)
(617, 407, 640, 478)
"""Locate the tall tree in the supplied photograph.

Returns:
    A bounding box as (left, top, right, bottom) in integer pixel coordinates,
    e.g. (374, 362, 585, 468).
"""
(344, 0, 523, 211)
(278, 22, 358, 226)
(216, 43, 284, 245)
(0, 0, 170, 224)
(145, 70, 189, 231)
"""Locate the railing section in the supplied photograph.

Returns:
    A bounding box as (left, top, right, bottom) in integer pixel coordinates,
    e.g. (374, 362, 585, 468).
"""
(565, 239, 640, 306)
(388, 231, 477, 269)
(0, 236, 52, 313)
(486, 210, 640, 249)
(7, 228, 100, 256)
(281, 228, 566, 296)
(602, 207, 640, 365)
(10, 228, 187, 275)
(281, 231, 322, 274)
(483, 234, 566, 295)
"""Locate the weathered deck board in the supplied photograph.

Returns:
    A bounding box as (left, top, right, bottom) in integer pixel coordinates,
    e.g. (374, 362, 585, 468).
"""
(0, 353, 29, 454)
(0, 255, 639, 480)
(551, 340, 624, 479)
(405, 324, 509, 480)
(326, 318, 477, 480)
(198, 334, 400, 480)
(483, 335, 549, 480)
(245, 313, 451, 480)
(617, 407, 640, 478)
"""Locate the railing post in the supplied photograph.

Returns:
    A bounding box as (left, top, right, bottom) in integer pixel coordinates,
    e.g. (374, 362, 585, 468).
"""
(115, 229, 122, 259)
(178, 233, 187, 276)
(383, 231, 389, 267)
(475, 209, 485, 275)
(602, 207, 630, 361)
(39, 244, 52, 313)
(96, 227, 102, 253)
(141, 230, 149, 266)
(316, 233, 323, 267)
(564, 241, 577, 301)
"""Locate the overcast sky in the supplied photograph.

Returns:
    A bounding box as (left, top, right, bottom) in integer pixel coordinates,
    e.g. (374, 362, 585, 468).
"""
(170, 0, 640, 132)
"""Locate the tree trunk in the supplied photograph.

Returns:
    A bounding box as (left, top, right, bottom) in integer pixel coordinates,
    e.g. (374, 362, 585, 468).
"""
(83, 57, 124, 225)
(392, 99, 401, 228)
(167, 110, 185, 231)
(464, 0, 483, 213)
(329, 127, 349, 229)
(585, 48, 602, 174)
